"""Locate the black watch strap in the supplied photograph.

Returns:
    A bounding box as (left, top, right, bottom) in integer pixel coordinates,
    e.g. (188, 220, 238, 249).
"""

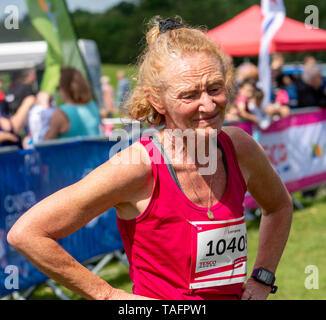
(251, 268, 278, 294)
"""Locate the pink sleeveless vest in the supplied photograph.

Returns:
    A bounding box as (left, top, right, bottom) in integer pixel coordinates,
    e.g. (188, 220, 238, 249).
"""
(117, 130, 247, 300)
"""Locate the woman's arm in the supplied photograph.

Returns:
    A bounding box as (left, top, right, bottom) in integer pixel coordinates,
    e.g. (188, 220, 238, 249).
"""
(10, 95, 35, 133)
(7, 143, 154, 300)
(224, 126, 293, 300)
(44, 109, 70, 140)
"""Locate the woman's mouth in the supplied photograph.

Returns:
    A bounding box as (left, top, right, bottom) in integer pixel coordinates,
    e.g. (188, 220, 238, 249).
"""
(194, 111, 219, 123)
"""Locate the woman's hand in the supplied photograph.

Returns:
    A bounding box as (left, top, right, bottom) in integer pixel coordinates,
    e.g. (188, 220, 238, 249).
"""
(241, 278, 271, 300)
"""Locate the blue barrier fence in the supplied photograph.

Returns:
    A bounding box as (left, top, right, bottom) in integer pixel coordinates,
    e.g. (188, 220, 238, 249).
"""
(0, 138, 124, 297)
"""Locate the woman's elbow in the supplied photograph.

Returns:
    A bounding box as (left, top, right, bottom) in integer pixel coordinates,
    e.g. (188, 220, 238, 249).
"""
(7, 224, 22, 249)
(7, 222, 32, 251)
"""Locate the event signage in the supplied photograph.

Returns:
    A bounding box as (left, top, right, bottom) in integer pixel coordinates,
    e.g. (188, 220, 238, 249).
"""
(243, 108, 326, 208)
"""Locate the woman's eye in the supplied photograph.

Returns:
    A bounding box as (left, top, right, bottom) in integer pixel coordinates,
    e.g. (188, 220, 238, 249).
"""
(208, 87, 221, 94)
(183, 92, 198, 99)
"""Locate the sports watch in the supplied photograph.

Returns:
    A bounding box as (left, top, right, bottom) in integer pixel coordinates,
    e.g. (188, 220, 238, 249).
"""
(251, 268, 278, 294)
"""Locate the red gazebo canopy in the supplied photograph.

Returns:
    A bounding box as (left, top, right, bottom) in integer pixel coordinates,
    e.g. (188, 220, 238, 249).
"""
(206, 5, 326, 56)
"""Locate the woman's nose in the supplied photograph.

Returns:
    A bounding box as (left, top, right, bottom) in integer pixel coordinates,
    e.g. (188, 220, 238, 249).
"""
(198, 92, 216, 112)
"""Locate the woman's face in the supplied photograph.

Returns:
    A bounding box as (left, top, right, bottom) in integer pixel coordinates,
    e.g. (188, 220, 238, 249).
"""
(157, 52, 227, 132)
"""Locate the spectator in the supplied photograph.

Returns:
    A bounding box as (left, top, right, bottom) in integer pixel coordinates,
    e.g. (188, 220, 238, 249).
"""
(303, 55, 316, 69)
(263, 74, 291, 119)
(271, 53, 285, 87)
(297, 66, 326, 107)
(5, 69, 37, 116)
(247, 88, 272, 130)
(116, 70, 131, 109)
(275, 73, 299, 109)
(235, 79, 259, 124)
(99, 75, 116, 118)
(235, 81, 271, 130)
(26, 91, 55, 145)
(235, 62, 259, 89)
(0, 95, 35, 147)
(44, 67, 101, 140)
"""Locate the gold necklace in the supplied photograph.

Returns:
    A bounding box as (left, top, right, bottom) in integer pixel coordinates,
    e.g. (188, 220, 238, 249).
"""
(206, 173, 215, 220)
(187, 165, 215, 220)
(161, 131, 215, 220)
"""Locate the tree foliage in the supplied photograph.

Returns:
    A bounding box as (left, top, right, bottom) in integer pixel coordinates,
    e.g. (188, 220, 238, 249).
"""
(58, 0, 326, 64)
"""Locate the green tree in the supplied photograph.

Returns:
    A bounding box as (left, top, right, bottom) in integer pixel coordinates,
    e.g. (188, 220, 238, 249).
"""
(71, 0, 326, 64)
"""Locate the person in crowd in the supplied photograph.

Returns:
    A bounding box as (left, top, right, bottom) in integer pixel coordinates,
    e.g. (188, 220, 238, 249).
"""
(235, 79, 259, 123)
(235, 62, 259, 90)
(235, 80, 271, 130)
(270, 53, 285, 88)
(248, 88, 272, 130)
(274, 73, 299, 109)
(303, 55, 316, 69)
(44, 67, 101, 140)
(0, 95, 35, 147)
(5, 69, 37, 116)
(296, 65, 326, 108)
(8, 17, 292, 301)
(116, 70, 131, 110)
(25, 91, 55, 145)
(99, 75, 116, 118)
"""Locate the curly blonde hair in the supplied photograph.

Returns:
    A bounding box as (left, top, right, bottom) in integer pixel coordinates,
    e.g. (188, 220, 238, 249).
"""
(127, 16, 234, 126)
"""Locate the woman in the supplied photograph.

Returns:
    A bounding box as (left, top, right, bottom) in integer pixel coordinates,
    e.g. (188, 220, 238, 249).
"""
(7, 18, 292, 300)
(44, 67, 101, 140)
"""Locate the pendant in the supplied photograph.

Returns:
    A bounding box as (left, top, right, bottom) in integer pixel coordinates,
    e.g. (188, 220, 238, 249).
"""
(207, 210, 214, 220)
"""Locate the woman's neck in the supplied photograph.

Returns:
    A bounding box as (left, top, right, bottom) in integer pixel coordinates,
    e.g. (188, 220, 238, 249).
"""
(157, 128, 219, 173)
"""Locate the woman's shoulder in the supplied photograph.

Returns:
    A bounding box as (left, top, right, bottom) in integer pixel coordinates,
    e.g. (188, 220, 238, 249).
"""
(105, 140, 153, 192)
(222, 126, 260, 160)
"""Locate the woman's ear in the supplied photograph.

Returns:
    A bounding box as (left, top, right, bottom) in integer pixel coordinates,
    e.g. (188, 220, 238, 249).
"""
(143, 87, 166, 115)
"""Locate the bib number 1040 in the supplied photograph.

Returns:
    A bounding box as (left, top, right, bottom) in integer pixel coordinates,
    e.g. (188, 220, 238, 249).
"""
(205, 235, 247, 257)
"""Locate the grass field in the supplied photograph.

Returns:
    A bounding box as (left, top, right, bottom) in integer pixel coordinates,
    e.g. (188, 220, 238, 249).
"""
(101, 64, 138, 90)
(247, 187, 326, 300)
(25, 186, 326, 300)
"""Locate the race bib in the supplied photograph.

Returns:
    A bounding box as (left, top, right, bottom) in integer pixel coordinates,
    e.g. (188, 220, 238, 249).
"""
(189, 216, 247, 289)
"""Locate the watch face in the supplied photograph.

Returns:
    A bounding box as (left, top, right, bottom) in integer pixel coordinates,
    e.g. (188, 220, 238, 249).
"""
(258, 269, 274, 284)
